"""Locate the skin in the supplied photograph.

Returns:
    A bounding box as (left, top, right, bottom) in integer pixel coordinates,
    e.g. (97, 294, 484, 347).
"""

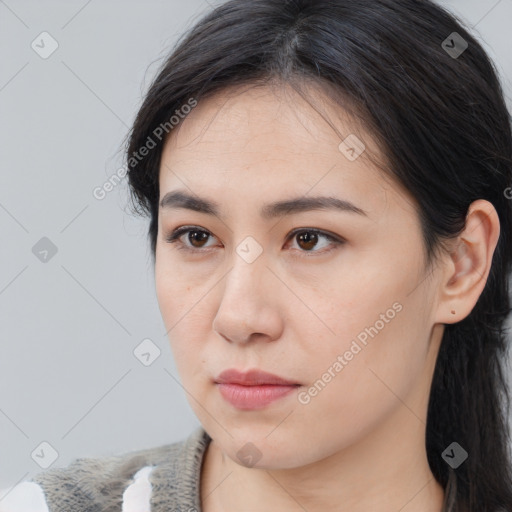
(154, 83, 500, 512)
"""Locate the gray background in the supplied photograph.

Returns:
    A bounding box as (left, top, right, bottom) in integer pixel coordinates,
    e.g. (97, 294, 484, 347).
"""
(1, 0, 511, 490)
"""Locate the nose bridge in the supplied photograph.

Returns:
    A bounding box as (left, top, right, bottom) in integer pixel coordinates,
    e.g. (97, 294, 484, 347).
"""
(213, 243, 283, 343)
(223, 244, 268, 304)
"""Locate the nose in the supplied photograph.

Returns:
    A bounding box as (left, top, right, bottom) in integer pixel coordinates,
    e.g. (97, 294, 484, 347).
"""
(212, 253, 284, 345)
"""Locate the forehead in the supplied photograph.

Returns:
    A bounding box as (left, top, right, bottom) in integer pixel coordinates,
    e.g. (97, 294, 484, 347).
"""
(158, 83, 414, 220)
(163, 83, 379, 162)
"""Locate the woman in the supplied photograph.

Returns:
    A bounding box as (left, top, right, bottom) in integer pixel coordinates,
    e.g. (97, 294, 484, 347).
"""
(2, 0, 511, 511)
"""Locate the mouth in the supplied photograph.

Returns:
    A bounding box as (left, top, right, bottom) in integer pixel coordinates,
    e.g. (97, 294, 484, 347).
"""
(214, 368, 301, 410)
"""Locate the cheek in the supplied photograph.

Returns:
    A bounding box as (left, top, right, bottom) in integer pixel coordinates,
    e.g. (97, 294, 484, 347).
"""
(155, 264, 199, 359)
(300, 286, 413, 401)
(292, 318, 415, 453)
(320, 305, 425, 422)
(155, 253, 202, 320)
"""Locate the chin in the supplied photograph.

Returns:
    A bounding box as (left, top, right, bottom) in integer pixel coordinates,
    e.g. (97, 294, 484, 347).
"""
(209, 425, 324, 470)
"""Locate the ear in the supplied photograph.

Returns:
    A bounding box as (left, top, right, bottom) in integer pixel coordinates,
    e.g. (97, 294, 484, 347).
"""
(434, 199, 501, 325)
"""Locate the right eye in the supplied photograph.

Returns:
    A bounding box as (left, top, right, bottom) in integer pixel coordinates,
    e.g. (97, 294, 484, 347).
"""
(165, 226, 218, 253)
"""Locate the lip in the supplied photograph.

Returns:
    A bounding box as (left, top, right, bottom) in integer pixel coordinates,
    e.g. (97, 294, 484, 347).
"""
(214, 369, 300, 410)
(215, 368, 299, 386)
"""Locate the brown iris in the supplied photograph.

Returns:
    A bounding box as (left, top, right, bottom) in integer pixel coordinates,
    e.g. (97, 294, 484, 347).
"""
(188, 230, 210, 248)
(296, 231, 318, 251)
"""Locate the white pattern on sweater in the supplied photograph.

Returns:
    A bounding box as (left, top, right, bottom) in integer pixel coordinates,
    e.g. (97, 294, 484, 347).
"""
(0, 465, 155, 512)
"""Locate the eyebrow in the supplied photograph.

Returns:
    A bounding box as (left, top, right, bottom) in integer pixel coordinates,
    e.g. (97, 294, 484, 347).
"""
(159, 190, 368, 219)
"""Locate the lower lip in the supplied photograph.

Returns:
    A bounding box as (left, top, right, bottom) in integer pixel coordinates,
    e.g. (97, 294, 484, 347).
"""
(216, 383, 298, 410)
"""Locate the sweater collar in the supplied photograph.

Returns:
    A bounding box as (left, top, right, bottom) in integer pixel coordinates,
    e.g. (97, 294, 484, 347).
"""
(150, 425, 212, 512)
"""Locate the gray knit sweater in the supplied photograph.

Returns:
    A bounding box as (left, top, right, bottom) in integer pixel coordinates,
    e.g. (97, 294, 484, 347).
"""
(0, 426, 211, 511)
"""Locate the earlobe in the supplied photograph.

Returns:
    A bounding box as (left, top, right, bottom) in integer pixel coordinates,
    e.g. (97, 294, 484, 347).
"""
(435, 199, 500, 325)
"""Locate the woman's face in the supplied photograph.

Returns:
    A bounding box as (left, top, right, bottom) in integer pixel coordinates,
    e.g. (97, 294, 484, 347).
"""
(155, 84, 444, 469)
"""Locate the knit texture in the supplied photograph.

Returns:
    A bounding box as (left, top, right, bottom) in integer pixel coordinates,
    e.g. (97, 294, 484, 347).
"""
(30, 426, 211, 512)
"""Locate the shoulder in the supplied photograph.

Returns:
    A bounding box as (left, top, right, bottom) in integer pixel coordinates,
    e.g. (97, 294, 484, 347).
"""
(0, 427, 210, 512)
(0, 466, 153, 512)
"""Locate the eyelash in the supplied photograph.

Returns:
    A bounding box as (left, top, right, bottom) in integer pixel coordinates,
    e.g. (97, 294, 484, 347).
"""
(164, 226, 345, 258)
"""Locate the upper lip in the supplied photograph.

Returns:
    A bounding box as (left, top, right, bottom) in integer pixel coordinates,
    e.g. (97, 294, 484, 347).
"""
(215, 369, 300, 386)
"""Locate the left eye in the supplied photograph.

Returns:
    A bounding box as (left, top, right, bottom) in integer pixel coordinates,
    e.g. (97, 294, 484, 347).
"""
(285, 228, 343, 254)
(165, 226, 344, 256)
